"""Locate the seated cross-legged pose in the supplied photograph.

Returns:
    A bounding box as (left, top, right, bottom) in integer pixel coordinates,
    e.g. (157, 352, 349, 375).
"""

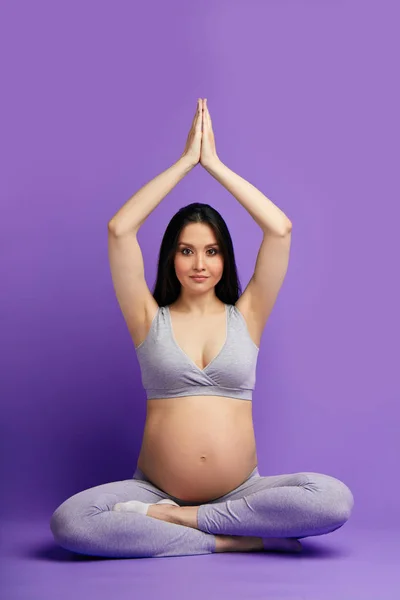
(50, 98, 354, 558)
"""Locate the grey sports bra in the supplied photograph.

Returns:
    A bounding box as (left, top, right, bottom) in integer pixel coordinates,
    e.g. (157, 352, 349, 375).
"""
(134, 304, 259, 401)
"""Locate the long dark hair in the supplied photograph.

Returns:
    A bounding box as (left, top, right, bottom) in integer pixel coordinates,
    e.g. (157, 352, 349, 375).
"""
(152, 203, 242, 307)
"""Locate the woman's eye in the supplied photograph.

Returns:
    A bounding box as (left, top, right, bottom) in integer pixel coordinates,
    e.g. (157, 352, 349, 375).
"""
(181, 248, 218, 256)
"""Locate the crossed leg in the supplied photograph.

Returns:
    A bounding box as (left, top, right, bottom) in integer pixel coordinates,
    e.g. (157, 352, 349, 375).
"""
(142, 470, 354, 549)
(50, 469, 354, 558)
(195, 470, 354, 539)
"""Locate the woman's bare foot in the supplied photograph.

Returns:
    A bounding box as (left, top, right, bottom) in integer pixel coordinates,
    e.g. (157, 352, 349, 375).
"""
(215, 535, 265, 552)
(262, 537, 303, 553)
(146, 504, 181, 524)
(215, 536, 302, 553)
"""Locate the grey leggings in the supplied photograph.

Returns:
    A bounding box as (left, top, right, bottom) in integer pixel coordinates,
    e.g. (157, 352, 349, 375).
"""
(50, 464, 354, 558)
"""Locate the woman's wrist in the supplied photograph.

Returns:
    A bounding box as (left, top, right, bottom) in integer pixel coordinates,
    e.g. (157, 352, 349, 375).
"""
(177, 155, 198, 171)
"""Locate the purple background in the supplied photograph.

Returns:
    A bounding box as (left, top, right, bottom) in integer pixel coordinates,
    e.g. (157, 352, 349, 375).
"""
(1, 0, 399, 598)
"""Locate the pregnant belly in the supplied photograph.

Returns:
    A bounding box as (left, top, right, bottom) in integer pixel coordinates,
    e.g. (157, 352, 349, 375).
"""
(137, 396, 258, 503)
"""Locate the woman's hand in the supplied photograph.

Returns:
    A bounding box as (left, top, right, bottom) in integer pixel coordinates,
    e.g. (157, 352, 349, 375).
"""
(200, 98, 219, 169)
(180, 99, 202, 167)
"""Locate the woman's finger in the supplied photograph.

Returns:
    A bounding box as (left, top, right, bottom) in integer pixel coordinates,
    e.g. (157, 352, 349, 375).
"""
(202, 99, 207, 129)
(203, 100, 210, 128)
(190, 99, 201, 129)
(206, 101, 212, 128)
(190, 99, 201, 130)
(195, 100, 202, 132)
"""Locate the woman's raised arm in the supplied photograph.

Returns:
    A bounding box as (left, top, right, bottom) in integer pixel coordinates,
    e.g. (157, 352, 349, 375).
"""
(108, 157, 193, 236)
(108, 99, 202, 236)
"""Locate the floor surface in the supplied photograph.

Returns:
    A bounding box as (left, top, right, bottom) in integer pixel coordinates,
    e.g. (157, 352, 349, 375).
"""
(1, 518, 399, 600)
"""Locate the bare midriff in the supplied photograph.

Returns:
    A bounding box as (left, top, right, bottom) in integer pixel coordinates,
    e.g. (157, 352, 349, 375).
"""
(137, 394, 258, 504)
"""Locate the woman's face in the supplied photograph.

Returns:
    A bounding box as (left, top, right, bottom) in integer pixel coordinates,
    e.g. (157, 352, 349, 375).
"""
(174, 223, 224, 290)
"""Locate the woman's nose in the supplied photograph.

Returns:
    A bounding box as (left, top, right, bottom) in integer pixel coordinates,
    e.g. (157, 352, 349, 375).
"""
(194, 256, 205, 268)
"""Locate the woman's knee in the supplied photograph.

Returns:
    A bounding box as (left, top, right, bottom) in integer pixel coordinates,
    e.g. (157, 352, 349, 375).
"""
(50, 484, 125, 537)
(305, 472, 355, 524)
(50, 502, 78, 548)
(50, 500, 112, 556)
(49, 492, 97, 545)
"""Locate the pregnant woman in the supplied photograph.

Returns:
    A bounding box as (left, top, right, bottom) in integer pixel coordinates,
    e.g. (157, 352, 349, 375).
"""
(50, 99, 354, 558)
